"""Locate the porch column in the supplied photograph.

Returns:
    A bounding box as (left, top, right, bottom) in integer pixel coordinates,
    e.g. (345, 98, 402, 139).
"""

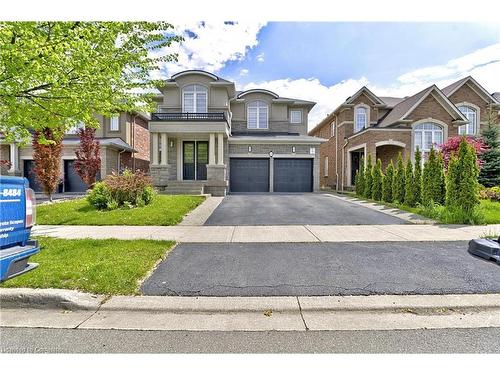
(209, 133, 216, 165)
(160, 133, 168, 165)
(8, 143, 19, 173)
(151, 133, 159, 165)
(217, 133, 224, 165)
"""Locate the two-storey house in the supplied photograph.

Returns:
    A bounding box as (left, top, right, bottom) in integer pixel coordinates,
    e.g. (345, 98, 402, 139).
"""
(0, 112, 150, 192)
(149, 70, 325, 196)
(309, 76, 500, 191)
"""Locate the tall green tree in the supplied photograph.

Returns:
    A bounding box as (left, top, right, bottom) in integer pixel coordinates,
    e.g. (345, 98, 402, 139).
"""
(404, 157, 416, 207)
(371, 159, 383, 201)
(382, 160, 394, 203)
(422, 147, 446, 206)
(363, 154, 373, 199)
(413, 147, 423, 205)
(478, 108, 500, 187)
(355, 156, 365, 197)
(0, 22, 182, 142)
(392, 153, 405, 204)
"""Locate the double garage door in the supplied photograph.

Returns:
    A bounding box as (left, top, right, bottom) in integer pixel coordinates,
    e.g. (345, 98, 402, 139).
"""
(230, 158, 313, 193)
(24, 160, 88, 192)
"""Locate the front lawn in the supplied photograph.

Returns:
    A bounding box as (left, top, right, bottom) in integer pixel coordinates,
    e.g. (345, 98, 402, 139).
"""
(36, 195, 205, 226)
(481, 199, 500, 224)
(0, 237, 175, 295)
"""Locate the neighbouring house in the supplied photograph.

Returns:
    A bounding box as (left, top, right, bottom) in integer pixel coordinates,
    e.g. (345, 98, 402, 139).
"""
(0, 112, 150, 192)
(308, 76, 500, 191)
(149, 70, 324, 196)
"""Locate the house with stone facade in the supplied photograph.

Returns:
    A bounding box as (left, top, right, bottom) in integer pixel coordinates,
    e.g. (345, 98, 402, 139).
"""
(308, 76, 500, 191)
(0, 112, 150, 192)
(149, 70, 324, 196)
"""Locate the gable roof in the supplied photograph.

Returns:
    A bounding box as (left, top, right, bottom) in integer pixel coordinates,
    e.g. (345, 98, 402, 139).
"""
(345, 86, 385, 106)
(441, 76, 497, 103)
(378, 85, 468, 127)
(379, 96, 405, 108)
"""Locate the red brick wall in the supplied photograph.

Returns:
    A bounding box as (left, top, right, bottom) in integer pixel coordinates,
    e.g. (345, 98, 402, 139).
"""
(448, 83, 490, 123)
(120, 115, 150, 172)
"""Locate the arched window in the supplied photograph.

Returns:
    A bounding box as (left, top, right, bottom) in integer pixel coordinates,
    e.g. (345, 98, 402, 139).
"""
(247, 100, 268, 129)
(355, 107, 367, 132)
(457, 105, 477, 135)
(414, 122, 443, 161)
(182, 84, 207, 113)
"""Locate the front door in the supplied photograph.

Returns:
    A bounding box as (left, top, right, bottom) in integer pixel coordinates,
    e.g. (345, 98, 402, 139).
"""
(183, 141, 208, 181)
(351, 151, 364, 186)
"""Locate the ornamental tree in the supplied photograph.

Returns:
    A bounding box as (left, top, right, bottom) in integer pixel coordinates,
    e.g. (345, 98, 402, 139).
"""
(371, 159, 383, 201)
(392, 152, 405, 204)
(422, 147, 446, 206)
(74, 127, 101, 188)
(404, 157, 416, 207)
(363, 154, 373, 199)
(355, 156, 365, 197)
(382, 160, 394, 203)
(0, 22, 182, 143)
(440, 135, 486, 170)
(412, 147, 423, 205)
(32, 129, 63, 201)
(478, 108, 500, 187)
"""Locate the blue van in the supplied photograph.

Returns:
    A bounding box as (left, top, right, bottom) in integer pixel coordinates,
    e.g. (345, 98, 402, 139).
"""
(0, 176, 40, 281)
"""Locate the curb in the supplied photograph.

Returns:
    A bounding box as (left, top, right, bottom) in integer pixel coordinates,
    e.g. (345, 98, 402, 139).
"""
(0, 288, 105, 310)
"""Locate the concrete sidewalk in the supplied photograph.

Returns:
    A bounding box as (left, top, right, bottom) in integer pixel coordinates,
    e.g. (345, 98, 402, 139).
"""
(33, 224, 500, 243)
(1, 289, 500, 332)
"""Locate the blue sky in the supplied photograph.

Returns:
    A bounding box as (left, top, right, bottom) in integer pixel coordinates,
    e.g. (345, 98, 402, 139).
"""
(160, 22, 500, 128)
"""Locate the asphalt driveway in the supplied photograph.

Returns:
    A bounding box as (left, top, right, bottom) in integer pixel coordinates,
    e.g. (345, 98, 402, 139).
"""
(141, 241, 500, 296)
(204, 193, 408, 226)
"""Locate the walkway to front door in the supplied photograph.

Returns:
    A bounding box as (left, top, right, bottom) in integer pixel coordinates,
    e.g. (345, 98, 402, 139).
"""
(183, 141, 208, 180)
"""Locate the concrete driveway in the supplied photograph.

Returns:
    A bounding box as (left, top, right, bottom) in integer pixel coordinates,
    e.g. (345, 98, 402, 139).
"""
(141, 241, 500, 296)
(204, 194, 408, 226)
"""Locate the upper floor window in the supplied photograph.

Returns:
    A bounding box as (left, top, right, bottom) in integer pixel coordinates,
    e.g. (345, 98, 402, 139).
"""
(457, 105, 477, 135)
(290, 110, 302, 124)
(247, 100, 268, 129)
(355, 107, 367, 132)
(110, 116, 120, 131)
(183, 84, 208, 113)
(66, 121, 84, 134)
(414, 122, 443, 161)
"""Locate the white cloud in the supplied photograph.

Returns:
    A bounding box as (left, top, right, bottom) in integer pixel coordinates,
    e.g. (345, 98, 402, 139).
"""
(256, 53, 265, 62)
(240, 43, 500, 130)
(239, 68, 249, 76)
(153, 21, 266, 78)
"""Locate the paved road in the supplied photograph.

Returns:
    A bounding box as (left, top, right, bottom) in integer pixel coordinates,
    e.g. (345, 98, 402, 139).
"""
(204, 194, 408, 225)
(2, 327, 499, 353)
(141, 241, 500, 296)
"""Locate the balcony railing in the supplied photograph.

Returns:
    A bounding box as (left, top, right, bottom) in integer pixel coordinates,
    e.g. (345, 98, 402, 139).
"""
(151, 112, 227, 123)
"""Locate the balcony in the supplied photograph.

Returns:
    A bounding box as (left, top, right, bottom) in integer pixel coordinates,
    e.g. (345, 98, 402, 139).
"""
(149, 112, 230, 135)
(151, 112, 227, 124)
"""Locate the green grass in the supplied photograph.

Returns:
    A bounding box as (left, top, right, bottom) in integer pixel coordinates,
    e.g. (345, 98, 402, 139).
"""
(480, 199, 500, 224)
(0, 237, 175, 295)
(37, 195, 205, 226)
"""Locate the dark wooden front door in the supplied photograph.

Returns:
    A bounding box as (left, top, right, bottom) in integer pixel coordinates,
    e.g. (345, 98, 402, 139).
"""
(183, 141, 208, 181)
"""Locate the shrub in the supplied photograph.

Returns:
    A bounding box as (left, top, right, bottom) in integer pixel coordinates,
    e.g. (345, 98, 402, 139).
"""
(422, 147, 445, 206)
(382, 160, 394, 203)
(355, 157, 365, 197)
(87, 169, 156, 210)
(479, 109, 500, 187)
(87, 182, 111, 210)
(404, 157, 416, 207)
(440, 135, 486, 170)
(479, 186, 500, 202)
(363, 154, 373, 199)
(371, 159, 383, 201)
(412, 147, 423, 205)
(392, 153, 405, 204)
(74, 127, 101, 188)
(445, 138, 480, 213)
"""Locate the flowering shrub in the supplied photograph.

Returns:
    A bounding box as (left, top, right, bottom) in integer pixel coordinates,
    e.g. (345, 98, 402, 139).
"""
(440, 136, 487, 170)
(479, 186, 500, 202)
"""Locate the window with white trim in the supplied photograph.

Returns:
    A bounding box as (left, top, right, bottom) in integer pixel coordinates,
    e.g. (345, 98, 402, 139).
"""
(355, 107, 367, 132)
(413, 122, 443, 162)
(182, 84, 208, 113)
(331, 121, 335, 137)
(290, 110, 302, 123)
(324, 156, 329, 177)
(110, 116, 120, 131)
(66, 121, 85, 134)
(247, 100, 268, 129)
(457, 105, 477, 135)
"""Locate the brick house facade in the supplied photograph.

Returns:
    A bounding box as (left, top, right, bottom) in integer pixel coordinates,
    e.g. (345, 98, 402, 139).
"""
(309, 76, 500, 190)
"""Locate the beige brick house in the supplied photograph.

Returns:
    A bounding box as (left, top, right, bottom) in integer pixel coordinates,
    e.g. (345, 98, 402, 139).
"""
(0, 113, 150, 192)
(149, 70, 324, 196)
(309, 76, 500, 191)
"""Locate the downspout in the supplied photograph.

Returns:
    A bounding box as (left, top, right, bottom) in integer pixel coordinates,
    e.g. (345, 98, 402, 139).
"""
(341, 137, 349, 192)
